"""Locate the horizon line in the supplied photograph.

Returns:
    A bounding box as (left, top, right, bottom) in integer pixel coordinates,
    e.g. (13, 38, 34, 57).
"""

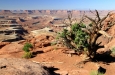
(0, 9, 115, 10)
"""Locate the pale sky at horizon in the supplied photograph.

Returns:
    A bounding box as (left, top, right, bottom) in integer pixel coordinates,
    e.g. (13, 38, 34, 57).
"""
(0, 0, 115, 10)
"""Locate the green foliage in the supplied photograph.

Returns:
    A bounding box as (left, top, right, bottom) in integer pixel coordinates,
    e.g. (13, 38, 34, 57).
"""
(58, 23, 89, 53)
(23, 43, 33, 52)
(72, 23, 89, 49)
(22, 43, 33, 59)
(90, 70, 104, 75)
(59, 29, 69, 38)
(111, 47, 115, 54)
(23, 52, 33, 59)
(111, 47, 115, 57)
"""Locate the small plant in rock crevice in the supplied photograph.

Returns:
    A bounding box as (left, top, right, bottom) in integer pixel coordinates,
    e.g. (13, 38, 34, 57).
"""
(111, 47, 115, 57)
(90, 70, 105, 75)
(22, 42, 33, 59)
(51, 41, 57, 46)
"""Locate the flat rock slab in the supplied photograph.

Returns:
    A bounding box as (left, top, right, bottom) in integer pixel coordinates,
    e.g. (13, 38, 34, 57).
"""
(0, 43, 23, 54)
(0, 58, 51, 75)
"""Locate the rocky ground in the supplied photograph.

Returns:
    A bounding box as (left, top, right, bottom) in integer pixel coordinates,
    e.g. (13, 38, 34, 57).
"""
(0, 58, 51, 75)
(0, 33, 115, 75)
(0, 11, 115, 75)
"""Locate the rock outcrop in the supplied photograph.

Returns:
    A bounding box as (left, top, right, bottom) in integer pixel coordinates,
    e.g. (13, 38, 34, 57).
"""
(0, 43, 23, 54)
(29, 35, 54, 48)
(0, 58, 51, 75)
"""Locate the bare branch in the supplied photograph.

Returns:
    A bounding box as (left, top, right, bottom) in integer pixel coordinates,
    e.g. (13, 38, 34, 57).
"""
(105, 21, 115, 31)
(99, 12, 110, 24)
(89, 9, 96, 16)
(85, 15, 97, 25)
(68, 12, 73, 26)
(63, 19, 69, 26)
(81, 28, 91, 34)
(79, 12, 86, 24)
(95, 10, 101, 22)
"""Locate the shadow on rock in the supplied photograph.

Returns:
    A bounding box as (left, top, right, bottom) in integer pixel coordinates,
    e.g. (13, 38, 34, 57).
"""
(92, 50, 115, 63)
(43, 66, 60, 75)
(32, 50, 44, 58)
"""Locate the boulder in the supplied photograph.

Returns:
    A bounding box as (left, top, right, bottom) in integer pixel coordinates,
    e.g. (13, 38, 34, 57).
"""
(0, 58, 51, 75)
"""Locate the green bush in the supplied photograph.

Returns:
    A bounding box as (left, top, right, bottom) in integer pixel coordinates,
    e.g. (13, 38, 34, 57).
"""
(23, 43, 33, 52)
(22, 43, 33, 59)
(23, 52, 33, 59)
(90, 70, 104, 75)
(58, 23, 89, 53)
(71, 23, 89, 49)
(111, 47, 115, 54)
(111, 47, 115, 57)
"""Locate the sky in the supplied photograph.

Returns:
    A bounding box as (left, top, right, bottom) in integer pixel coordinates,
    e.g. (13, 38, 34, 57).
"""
(0, 0, 115, 10)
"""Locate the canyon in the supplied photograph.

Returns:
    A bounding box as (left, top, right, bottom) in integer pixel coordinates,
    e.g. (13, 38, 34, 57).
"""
(0, 10, 115, 75)
(0, 10, 112, 16)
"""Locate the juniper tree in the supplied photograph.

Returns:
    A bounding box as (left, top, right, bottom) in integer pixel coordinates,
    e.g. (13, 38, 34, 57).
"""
(58, 10, 114, 59)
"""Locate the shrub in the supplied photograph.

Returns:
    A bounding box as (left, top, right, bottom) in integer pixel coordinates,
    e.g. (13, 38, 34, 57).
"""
(23, 52, 33, 59)
(72, 23, 89, 50)
(23, 43, 33, 52)
(22, 43, 33, 59)
(111, 47, 115, 54)
(90, 70, 104, 75)
(59, 23, 89, 51)
(111, 47, 115, 57)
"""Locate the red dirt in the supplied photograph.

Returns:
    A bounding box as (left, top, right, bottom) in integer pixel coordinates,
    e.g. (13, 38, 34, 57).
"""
(0, 45, 114, 75)
(0, 10, 115, 75)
